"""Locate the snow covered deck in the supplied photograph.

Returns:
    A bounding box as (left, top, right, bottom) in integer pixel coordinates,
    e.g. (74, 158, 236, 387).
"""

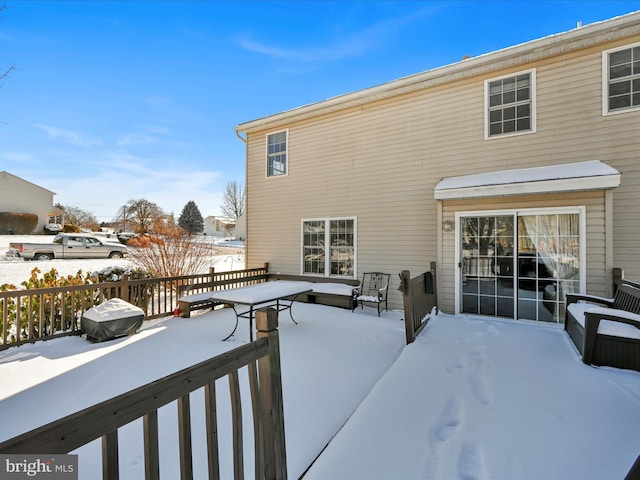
(1, 305, 639, 478)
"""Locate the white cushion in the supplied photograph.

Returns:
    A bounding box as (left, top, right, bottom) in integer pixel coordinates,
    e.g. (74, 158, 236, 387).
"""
(312, 283, 356, 296)
(357, 295, 380, 303)
(568, 303, 640, 340)
(179, 292, 215, 303)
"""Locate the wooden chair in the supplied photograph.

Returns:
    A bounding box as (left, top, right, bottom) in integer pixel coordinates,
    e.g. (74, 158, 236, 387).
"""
(353, 272, 390, 316)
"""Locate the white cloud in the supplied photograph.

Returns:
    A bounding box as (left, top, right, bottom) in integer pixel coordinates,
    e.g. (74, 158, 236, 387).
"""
(239, 5, 439, 63)
(116, 125, 171, 146)
(0, 31, 14, 42)
(33, 124, 102, 148)
(48, 156, 223, 222)
(116, 134, 156, 146)
(0, 151, 38, 164)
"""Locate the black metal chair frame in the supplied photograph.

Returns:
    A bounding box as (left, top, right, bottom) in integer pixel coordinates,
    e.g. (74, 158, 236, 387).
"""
(352, 272, 390, 317)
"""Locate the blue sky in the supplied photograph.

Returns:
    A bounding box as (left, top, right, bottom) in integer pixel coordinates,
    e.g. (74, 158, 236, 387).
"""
(1, 1, 638, 223)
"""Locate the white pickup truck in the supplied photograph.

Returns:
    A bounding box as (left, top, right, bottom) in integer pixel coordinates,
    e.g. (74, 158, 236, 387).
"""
(8, 233, 128, 261)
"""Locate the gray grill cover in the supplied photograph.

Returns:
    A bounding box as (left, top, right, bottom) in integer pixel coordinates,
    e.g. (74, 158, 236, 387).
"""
(82, 298, 145, 342)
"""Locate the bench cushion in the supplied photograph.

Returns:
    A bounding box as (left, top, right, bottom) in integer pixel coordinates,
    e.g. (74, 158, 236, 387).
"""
(356, 295, 382, 303)
(178, 291, 216, 304)
(568, 303, 640, 339)
(311, 283, 356, 296)
(585, 307, 640, 340)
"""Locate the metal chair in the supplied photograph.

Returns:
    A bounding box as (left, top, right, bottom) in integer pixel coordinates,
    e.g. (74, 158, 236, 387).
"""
(352, 272, 390, 316)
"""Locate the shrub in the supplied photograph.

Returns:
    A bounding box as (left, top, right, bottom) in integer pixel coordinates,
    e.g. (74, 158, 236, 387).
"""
(62, 224, 81, 233)
(0, 266, 154, 344)
(127, 226, 213, 277)
(0, 212, 38, 234)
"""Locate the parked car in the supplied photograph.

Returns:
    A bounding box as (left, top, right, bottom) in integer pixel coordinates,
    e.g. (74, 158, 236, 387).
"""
(43, 223, 62, 234)
(116, 232, 139, 244)
(7, 233, 128, 260)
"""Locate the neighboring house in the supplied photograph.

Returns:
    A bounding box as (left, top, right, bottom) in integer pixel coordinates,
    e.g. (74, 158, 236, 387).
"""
(203, 216, 236, 237)
(235, 12, 640, 322)
(0, 171, 62, 233)
(234, 212, 246, 241)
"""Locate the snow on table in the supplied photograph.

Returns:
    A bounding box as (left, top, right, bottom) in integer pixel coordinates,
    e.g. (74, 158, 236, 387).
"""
(208, 280, 313, 305)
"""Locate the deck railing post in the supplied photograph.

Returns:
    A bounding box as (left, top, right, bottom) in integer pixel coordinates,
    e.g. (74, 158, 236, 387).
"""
(400, 270, 414, 344)
(119, 274, 130, 303)
(256, 308, 287, 480)
(430, 261, 437, 297)
(613, 267, 624, 294)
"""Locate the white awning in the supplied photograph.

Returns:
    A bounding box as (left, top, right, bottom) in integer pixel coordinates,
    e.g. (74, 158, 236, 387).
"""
(434, 160, 620, 200)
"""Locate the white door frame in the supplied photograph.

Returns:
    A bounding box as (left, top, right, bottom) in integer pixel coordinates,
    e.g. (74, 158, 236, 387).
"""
(454, 206, 586, 317)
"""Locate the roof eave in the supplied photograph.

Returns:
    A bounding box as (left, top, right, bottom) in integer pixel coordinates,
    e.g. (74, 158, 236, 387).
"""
(235, 11, 640, 134)
(434, 174, 621, 200)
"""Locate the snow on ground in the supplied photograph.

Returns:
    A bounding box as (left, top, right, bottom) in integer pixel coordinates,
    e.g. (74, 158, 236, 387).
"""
(306, 315, 640, 479)
(0, 304, 405, 479)
(1, 303, 639, 478)
(0, 235, 245, 286)
(1, 236, 639, 478)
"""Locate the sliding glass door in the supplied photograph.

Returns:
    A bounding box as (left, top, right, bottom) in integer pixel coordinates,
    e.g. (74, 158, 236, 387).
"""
(459, 209, 582, 323)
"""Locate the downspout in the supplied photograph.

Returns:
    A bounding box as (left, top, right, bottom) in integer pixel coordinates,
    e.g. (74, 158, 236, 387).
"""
(235, 128, 247, 144)
(234, 127, 248, 266)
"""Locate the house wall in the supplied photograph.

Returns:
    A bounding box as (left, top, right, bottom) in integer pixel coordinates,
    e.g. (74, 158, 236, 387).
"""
(235, 212, 246, 240)
(243, 34, 640, 312)
(0, 172, 55, 233)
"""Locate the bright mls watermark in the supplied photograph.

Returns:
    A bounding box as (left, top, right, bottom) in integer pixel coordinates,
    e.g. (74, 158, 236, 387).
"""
(0, 455, 77, 479)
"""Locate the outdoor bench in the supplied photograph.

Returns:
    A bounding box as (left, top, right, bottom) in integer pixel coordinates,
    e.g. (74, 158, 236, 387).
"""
(565, 283, 640, 371)
(177, 267, 270, 318)
(268, 274, 359, 310)
(177, 274, 361, 318)
(177, 282, 222, 318)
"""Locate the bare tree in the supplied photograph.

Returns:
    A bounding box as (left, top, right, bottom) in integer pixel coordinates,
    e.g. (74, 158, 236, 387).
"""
(0, 4, 14, 86)
(114, 198, 164, 234)
(54, 204, 99, 230)
(220, 181, 245, 219)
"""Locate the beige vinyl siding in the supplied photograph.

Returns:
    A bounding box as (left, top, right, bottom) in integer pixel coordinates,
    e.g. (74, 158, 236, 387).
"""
(244, 34, 640, 312)
(0, 172, 56, 232)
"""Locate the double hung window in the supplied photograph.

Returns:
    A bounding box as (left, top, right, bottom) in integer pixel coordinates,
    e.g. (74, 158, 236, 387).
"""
(603, 43, 640, 114)
(266, 130, 287, 177)
(302, 218, 355, 277)
(485, 70, 535, 138)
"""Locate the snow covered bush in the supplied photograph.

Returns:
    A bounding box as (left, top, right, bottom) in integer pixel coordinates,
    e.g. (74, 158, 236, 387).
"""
(0, 266, 153, 344)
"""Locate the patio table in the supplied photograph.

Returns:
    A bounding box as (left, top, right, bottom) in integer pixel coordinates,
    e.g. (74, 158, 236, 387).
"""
(209, 281, 312, 341)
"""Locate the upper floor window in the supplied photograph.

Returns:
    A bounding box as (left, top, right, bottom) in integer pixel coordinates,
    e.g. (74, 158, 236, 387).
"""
(266, 130, 287, 177)
(603, 43, 640, 115)
(485, 69, 536, 139)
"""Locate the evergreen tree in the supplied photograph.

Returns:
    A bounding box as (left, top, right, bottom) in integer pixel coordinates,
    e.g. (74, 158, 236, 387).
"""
(178, 200, 204, 235)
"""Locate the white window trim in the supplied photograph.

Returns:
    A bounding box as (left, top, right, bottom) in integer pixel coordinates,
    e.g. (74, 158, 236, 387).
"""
(484, 68, 537, 140)
(453, 206, 586, 316)
(602, 41, 640, 116)
(265, 129, 289, 178)
(300, 216, 357, 278)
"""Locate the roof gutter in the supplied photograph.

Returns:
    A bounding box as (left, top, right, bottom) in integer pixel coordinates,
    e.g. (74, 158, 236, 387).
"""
(235, 129, 246, 144)
(235, 11, 640, 134)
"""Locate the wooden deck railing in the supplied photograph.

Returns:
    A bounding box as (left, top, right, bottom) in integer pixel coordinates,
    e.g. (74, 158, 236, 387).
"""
(0, 308, 288, 480)
(399, 262, 438, 344)
(0, 264, 269, 350)
(613, 267, 640, 292)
